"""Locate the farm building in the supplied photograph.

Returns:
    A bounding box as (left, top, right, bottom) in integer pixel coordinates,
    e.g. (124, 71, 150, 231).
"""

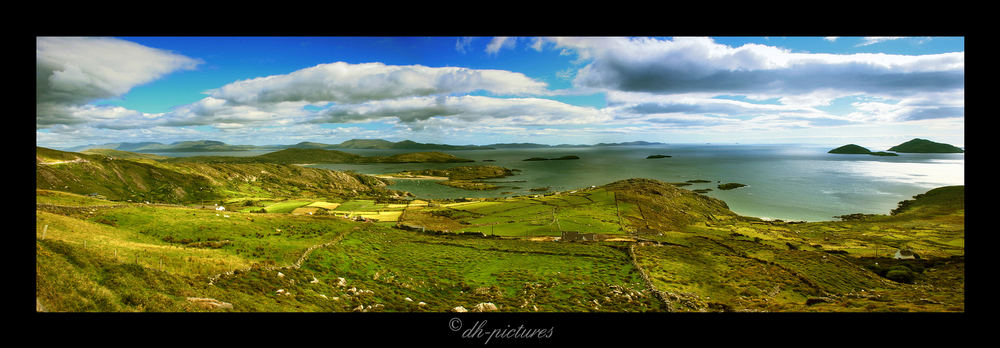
(561, 231, 597, 242)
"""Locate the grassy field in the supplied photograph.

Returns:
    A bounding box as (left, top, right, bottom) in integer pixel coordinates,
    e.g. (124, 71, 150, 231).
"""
(35, 149, 964, 312)
(297, 226, 664, 312)
(399, 188, 628, 237)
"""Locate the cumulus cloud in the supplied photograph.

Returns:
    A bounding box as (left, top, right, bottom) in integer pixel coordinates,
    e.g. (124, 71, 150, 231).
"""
(544, 37, 963, 98)
(207, 61, 549, 106)
(311, 95, 610, 127)
(36, 37, 202, 128)
(159, 97, 315, 127)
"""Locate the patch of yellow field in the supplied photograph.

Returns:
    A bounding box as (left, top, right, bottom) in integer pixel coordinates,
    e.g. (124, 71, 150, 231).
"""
(291, 207, 320, 215)
(447, 201, 500, 211)
(409, 200, 429, 207)
(358, 211, 403, 222)
(441, 201, 484, 208)
(306, 202, 341, 210)
(385, 204, 409, 209)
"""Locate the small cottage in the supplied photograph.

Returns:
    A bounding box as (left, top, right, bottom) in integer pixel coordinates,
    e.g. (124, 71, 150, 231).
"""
(561, 231, 597, 242)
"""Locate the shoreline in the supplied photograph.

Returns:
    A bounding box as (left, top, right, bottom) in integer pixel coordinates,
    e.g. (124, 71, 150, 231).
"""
(372, 174, 450, 180)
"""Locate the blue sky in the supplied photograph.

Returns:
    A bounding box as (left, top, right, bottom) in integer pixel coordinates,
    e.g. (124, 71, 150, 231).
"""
(36, 36, 964, 149)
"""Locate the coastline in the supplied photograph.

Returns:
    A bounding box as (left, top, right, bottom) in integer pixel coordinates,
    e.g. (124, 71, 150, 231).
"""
(372, 174, 450, 180)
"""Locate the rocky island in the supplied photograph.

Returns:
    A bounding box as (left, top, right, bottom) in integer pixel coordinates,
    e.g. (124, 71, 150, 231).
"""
(717, 183, 747, 190)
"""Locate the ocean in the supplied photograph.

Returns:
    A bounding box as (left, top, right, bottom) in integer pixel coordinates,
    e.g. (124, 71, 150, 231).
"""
(155, 144, 965, 222)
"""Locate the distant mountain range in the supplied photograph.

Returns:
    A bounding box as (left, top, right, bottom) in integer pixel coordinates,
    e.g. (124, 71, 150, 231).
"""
(64, 139, 668, 153)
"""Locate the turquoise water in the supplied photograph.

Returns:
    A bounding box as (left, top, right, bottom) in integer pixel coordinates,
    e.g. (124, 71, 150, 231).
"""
(153, 145, 965, 222)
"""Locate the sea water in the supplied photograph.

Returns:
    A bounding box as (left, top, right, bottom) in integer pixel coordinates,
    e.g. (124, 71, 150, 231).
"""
(159, 144, 964, 222)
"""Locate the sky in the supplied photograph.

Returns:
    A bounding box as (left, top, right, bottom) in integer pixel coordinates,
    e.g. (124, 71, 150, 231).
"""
(35, 36, 965, 149)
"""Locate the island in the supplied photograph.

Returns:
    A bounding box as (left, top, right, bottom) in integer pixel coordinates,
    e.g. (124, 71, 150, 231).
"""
(828, 144, 899, 157)
(717, 183, 747, 190)
(887, 138, 964, 153)
(388, 165, 517, 191)
(646, 154, 672, 159)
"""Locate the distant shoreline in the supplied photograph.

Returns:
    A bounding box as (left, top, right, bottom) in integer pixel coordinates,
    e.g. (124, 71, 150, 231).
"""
(372, 174, 449, 180)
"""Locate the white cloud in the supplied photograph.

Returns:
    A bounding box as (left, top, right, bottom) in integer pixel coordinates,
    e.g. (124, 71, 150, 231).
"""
(485, 37, 516, 54)
(36, 37, 202, 128)
(207, 61, 549, 106)
(312, 95, 611, 127)
(857, 37, 905, 47)
(824, 37, 839, 42)
(455, 37, 475, 53)
(544, 37, 963, 97)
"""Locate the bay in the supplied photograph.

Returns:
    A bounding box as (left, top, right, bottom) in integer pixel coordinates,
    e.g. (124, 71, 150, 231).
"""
(306, 144, 964, 222)
(151, 144, 964, 222)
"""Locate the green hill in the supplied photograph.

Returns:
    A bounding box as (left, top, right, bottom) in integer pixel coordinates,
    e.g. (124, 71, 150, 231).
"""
(888, 138, 964, 153)
(326, 139, 491, 150)
(335, 139, 396, 149)
(369, 151, 474, 163)
(80, 149, 169, 161)
(828, 144, 873, 154)
(829, 144, 899, 157)
(36, 147, 396, 203)
(255, 148, 363, 164)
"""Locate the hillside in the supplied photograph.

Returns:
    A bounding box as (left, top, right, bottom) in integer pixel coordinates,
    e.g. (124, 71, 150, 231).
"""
(368, 151, 475, 163)
(36, 147, 399, 203)
(888, 138, 964, 153)
(36, 172, 963, 312)
(317, 138, 492, 150)
(80, 149, 170, 161)
(255, 148, 363, 164)
(69, 140, 262, 153)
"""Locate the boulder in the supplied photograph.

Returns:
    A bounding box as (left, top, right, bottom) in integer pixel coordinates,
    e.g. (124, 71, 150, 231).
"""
(186, 297, 234, 310)
(451, 306, 468, 313)
(474, 302, 498, 312)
